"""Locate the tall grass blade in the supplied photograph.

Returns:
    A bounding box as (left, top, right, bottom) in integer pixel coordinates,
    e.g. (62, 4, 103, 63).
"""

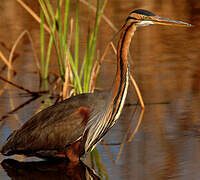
(75, 0, 79, 70)
(68, 52, 83, 93)
(16, 0, 50, 33)
(85, 0, 100, 91)
(39, 0, 65, 80)
(63, 0, 70, 62)
(73, 0, 80, 93)
(57, 0, 64, 61)
(82, 0, 107, 92)
(40, 9, 45, 79)
(44, 35, 54, 79)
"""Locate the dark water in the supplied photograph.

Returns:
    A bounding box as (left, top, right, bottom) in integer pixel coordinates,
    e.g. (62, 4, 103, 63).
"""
(0, 0, 200, 179)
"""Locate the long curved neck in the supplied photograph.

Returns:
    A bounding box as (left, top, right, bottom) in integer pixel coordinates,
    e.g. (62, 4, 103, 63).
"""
(109, 22, 137, 121)
(112, 22, 136, 94)
(84, 22, 137, 151)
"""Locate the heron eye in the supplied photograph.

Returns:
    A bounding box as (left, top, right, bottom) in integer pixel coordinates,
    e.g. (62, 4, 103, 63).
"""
(142, 16, 148, 20)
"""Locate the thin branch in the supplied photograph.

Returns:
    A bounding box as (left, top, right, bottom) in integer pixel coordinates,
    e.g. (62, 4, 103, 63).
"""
(0, 51, 13, 70)
(16, 0, 50, 34)
(80, 0, 117, 32)
(130, 74, 145, 109)
(0, 96, 39, 122)
(0, 76, 48, 95)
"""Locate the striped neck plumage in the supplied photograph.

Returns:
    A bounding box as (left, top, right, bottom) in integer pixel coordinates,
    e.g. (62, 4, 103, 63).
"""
(109, 22, 137, 120)
(84, 22, 137, 152)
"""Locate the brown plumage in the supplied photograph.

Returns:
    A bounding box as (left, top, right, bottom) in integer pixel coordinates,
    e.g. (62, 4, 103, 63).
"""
(0, 9, 191, 162)
(1, 91, 108, 161)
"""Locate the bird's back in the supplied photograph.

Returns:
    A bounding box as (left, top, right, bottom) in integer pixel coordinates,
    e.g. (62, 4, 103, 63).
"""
(0, 90, 108, 158)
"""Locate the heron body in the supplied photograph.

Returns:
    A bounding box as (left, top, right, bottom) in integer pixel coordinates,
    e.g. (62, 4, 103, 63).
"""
(0, 9, 191, 162)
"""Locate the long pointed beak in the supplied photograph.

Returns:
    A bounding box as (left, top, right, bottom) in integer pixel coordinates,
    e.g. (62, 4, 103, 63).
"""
(152, 16, 192, 27)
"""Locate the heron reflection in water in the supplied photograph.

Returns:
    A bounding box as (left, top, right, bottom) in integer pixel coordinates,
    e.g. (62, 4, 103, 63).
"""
(1, 159, 100, 180)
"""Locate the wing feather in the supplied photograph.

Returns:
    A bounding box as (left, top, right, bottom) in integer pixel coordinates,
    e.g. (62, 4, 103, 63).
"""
(84, 104, 113, 151)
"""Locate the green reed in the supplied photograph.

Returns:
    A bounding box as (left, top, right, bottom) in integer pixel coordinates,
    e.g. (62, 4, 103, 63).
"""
(39, 0, 65, 81)
(39, 0, 107, 95)
(40, 9, 45, 78)
(39, 0, 108, 177)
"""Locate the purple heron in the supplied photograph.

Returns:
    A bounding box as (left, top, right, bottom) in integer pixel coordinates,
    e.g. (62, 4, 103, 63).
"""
(0, 9, 191, 163)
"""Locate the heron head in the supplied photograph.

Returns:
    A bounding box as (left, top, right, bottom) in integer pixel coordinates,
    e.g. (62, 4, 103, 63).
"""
(126, 9, 192, 27)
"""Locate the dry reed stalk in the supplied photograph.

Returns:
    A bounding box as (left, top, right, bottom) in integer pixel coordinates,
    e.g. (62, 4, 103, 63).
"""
(16, 0, 50, 34)
(0, 96, 39, 122)
(7, 30, 40, 81)
(6, 88, 21, 131)
(0, 76, 37, 95)
(3, 30, 46, 130)
(130, 74, 145, 109)
(110, 41, 117, 54)
(63, 60, 72, 99)
(25, 31, 41, 72)
(0, 31, 40, 76)
(0, 31, 46, 96)
(89, 41, 115, 92)
(80, 0, 117, 32)
(62, 62, 69, 99)
(0, 51, 13, 70)
(0, 41, 17, 53)
(0, 86, 7, 97)
(53, 77, 62, 95)
(89, 59, 99, 92)
(0, 50, 13, 96)
(0, 76, 47, 95)
(0, 43, 20, 74)
(63, 19, 74, 99)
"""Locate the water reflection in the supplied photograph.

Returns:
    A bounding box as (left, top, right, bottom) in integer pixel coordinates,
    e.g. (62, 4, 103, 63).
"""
(1, 159, 100, 180)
